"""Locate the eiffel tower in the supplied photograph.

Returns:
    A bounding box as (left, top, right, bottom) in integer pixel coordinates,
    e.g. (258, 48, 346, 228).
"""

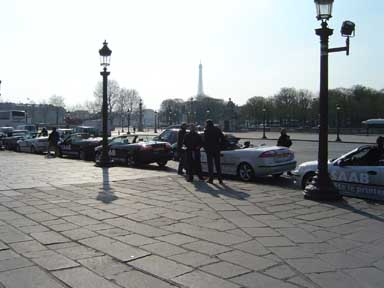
(197, 62, 204, 96)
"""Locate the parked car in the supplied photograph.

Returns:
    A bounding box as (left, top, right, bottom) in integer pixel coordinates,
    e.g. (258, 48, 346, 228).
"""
(73, 126, 100, 137)
(200, 137, 296, 182)
(95, 135, 173, 167)
(153, 128, 179, 145)
(16, 125, 37, 133)
(16, 134, 48, 154)
(1, 130, 30, 151)
(292, 145, 384, 201)
(57, 133, 102, 160)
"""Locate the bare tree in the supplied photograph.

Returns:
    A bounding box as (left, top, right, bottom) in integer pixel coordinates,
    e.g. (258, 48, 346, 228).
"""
(93, 79, 120, 127)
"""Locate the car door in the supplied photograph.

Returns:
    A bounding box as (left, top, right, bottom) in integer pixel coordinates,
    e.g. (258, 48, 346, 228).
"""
(330, 147, 384, 200)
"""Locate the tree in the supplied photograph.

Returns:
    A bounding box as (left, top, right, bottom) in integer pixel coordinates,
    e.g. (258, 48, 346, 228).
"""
(48, 95, 65, 108)
(93, 79, 120, 126)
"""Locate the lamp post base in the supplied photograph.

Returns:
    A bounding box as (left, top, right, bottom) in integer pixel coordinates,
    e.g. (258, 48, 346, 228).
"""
(335, 136, 342, 142)
(262, 135, 267, 139)
(303, 175, 342, 201)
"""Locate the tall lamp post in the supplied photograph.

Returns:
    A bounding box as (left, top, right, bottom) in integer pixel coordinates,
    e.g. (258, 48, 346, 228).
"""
(336, 105, 342, 142)
(262, 107, 267, 139)
(206, 109, 210, 120)
(154, 111, 158, 133)
(304, 0, 355, 200)
(127, 109, 131, 134)
(138, 99, 143, 132)
(98, 40, 112, 167)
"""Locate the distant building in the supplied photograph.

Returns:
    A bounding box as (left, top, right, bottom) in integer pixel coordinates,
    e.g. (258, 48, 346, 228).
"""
(0, 102, 65, 126)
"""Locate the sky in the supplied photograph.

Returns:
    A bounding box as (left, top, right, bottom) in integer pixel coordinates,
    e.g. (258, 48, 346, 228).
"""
(0, 0, 383, 110)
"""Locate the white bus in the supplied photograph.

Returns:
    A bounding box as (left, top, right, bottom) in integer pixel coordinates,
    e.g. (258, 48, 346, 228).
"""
(0, 110, 27, 128)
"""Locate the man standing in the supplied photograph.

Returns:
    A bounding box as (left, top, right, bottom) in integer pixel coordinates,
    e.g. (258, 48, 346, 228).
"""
(183, 124, 203, 182)
(47, 127, 60, 157)
(204, 120, 225, 184)
(177, 123, 187, 175)
(277, 128, 292, 148)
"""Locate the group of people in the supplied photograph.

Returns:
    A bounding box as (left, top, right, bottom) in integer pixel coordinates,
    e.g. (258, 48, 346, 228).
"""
(177, 120, 225, 184)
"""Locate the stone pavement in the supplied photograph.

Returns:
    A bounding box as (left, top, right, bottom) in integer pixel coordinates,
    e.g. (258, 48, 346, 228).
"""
(0, 151, 384, 287)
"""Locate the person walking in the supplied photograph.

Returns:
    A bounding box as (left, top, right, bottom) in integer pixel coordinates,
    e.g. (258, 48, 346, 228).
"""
(177, 123, 187, 175)
(40, 127, 48, 137)
(183, 124, 204, 182)
(47, 127, 60, 158)
(277, 128, 292, 148)
(204, 119, 225, 184)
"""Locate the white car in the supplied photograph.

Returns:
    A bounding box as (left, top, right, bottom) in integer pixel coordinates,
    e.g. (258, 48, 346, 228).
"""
(200, 139, 296, 181)
(292, 145, 384, 201)
(17, 134, 48, 154)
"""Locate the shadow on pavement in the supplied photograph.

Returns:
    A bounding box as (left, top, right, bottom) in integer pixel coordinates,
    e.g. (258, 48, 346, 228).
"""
(327, 198, 384, 223)
(190, 180, 250, 200)
(96, 167, 118, 203)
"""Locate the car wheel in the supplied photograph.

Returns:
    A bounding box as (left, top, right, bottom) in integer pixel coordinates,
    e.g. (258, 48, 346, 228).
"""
(126, 155, 136, 166)
(157, 160, 167, 167)
(16, 145, 21, 152)
(79, 150, 87, 160)
(30, 146, 36, 154)
(237, 162, 255, 182)
(302, 172, 316, 189)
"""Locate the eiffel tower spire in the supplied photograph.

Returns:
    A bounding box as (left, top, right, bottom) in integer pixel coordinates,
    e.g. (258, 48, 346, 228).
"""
(197, 61, 204, 96)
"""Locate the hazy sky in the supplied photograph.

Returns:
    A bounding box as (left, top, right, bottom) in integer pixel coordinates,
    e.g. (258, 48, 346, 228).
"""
(0, 0, 383, 110)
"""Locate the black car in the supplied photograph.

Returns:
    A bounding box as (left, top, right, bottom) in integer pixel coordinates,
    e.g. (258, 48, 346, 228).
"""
(1, 130, 29, 151)
(57, 133, 102, 160)
(95, 135, 173, 167)
(153, 128, 179, 145)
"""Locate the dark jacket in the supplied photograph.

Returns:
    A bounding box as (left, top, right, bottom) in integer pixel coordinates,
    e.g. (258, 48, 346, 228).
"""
(277, 135, 292, 148)
(204, 126, 225, 153)
(48, 131, 59, 145)
(183, 131, 203, 151)
(177, 129, 187, 152)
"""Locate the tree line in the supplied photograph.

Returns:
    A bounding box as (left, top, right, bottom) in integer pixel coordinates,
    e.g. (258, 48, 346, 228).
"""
(159, 85, 384, 128)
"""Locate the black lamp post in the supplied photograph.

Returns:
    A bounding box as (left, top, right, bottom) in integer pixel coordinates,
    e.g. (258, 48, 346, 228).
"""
(0, 80, 2, 97)
(304, 0, 355, 201)
(262, 107, 267, 139)
(98, 40, 112, 167)
(206, 109, 210, 120)
(154, 111, 158, 133)
(127, 108, 131, 134)
(138, 99, 143, 132)
(336, 105, 342, 142)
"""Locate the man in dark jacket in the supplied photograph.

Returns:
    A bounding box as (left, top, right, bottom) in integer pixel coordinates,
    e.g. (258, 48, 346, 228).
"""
(277, 129, 292, 148)
(204, 120, 225, 184)
(177, 123, 187, 175)
(183, 124, 203, 182)
(47, 127, 60, 157)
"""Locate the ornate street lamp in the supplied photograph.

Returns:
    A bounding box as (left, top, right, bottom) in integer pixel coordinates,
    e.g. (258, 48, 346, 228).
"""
(98, 40, 112, 167)
(206, 109, 211, 120)
(336, 105, 342, 142)
(127, 108, 131, 134)
(154, 111, 158, 133)
(0, 80, 2, 96)
(304, 1, 355, 200)
(138, 99, 143, 132)
(262, 108, 267, 139)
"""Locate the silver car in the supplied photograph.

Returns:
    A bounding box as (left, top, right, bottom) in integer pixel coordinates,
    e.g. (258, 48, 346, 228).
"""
(17, 134, 48, 154)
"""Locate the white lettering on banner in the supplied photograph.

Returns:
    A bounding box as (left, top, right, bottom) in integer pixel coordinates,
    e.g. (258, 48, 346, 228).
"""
(334, 182, 384, 201)
(331, 171, 370, 184)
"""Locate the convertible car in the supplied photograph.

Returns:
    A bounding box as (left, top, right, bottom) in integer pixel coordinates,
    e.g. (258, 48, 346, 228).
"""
(57, 133, 102, 160)
(200, 137, 296, 181)
(16, 134, 48, 154)
(95, 135, 173, 167)
(292, 145, 384, 201)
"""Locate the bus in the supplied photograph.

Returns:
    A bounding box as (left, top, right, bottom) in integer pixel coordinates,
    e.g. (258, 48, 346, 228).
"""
(0, 110, 27, 128)
(362, 119, 384, 135)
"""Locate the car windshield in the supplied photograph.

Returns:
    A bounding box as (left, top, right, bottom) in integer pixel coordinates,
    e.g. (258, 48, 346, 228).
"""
(110, 136, 133, 144)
